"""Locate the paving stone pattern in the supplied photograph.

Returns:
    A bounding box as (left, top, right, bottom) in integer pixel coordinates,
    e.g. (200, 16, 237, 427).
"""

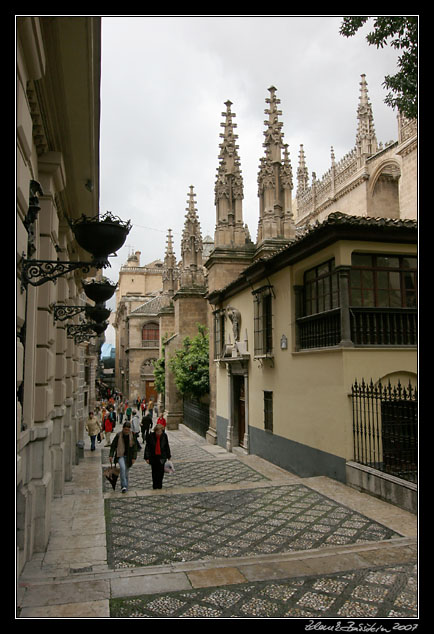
(110, 562, 417, 618)
(105, 483, 400, 569)
(103, 457, 267, 492)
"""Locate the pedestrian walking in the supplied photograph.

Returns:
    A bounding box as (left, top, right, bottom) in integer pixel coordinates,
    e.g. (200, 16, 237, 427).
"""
(147, 398, 154, 421)
(131, 409, 142, 449)
(103, 409, 114, 446)
(85, 411, 100, 451)
(144, 423, 171, 489)
(141, 412, 153, 442)
(125, 402, 132, 421)
(156, 413, 167, 428)
(109, 421, 138, 493)
(118, 401, 124, 426)
(108, 405, 117, 430)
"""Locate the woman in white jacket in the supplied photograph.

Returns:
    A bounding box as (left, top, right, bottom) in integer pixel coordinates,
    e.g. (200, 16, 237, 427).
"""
(131, 410, 141, 449)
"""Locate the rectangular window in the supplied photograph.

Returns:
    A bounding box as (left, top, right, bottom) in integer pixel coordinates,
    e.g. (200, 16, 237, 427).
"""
(253, 286, 273, 356)
(264, 391, 273, 432)
(349, 254, 417, 308)
(303, 259, 339, 316)
(213, 309, 225, 358)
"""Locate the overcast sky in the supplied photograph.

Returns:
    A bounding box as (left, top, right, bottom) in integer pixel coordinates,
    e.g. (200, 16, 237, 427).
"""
(99, 15, 402, 343)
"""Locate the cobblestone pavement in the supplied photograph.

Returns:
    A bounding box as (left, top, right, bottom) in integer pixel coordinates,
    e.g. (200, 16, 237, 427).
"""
(110, 562, 417, 619)
(18, 425, 418, 619)
(105, 485, 400, 569)
(102, 427, 417, 619)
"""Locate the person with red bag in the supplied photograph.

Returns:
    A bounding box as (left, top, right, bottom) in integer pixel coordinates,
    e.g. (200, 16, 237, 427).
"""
(103, 407, 115, 446)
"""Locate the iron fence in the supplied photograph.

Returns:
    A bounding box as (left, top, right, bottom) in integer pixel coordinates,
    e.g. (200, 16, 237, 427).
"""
(351, 378, 417, 483)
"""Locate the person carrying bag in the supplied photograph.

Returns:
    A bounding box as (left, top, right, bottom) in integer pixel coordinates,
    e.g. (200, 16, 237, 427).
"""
(109, 421, 138, 493)
(144, 423, 171, 490)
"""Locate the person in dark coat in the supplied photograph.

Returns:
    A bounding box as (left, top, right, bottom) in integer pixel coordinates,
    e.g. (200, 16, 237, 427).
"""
(140, 413, 153, 442)
(109, 421, 138, 493)
(144, 423, 171, 489)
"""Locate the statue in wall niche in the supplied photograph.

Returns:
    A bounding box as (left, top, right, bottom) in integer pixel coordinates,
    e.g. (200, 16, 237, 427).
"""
(226, 306, 241, 342)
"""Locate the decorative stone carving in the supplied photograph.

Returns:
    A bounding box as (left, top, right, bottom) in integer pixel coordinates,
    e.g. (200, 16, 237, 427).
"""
(226, 306, 241, 342)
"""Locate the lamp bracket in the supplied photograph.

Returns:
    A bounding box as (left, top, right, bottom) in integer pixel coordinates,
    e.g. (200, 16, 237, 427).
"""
(52, 304, 87, 321)
(66, 324, 97, 339)
(20, 255, 110, 289)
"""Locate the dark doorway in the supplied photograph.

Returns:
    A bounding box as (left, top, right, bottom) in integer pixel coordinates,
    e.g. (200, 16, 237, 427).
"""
(234, 375, 246, 447)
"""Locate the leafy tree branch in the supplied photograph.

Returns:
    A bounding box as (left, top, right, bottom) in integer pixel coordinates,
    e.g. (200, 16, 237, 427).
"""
(340, 16, 418, 119)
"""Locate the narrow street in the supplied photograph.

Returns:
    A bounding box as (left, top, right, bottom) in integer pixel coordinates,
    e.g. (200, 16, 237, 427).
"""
(17, 424, 417, 619)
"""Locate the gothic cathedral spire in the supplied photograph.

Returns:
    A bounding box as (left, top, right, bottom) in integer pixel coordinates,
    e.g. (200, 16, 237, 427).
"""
(356, 74, 378, 166)
(180, 185, 205, 289)
(255, 86, 295, 259)
(162, 228, 177, 296)
(214, 100, 250, 248)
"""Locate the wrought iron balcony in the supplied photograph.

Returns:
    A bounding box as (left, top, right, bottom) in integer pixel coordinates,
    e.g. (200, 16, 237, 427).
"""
(296, 306, 417, 350)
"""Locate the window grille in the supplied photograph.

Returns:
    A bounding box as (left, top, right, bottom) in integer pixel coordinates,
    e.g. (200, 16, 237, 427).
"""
(142, 322, 159, 348)
(264, 391, 273, 432)
(213, 309, 225, 358)
(253, 286, 273, 356)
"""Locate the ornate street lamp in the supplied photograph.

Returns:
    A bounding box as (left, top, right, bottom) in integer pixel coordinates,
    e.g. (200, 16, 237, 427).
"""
(81, 278, 117, 303)
(20, 210, 131, 288)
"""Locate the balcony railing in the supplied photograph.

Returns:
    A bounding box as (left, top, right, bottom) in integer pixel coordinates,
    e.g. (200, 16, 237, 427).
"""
(350, 307, 417, 346)
(142, 340, 159, 348)
(296, 307, 417, 350)
(296, 308, 341, 350)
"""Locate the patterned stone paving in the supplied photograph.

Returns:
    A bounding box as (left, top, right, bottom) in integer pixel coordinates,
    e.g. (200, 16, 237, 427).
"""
(110, 562, 417, 618)
(103, 457, 267, 492)
(105, 484, 400, 569)
(101, 438, 212, 466)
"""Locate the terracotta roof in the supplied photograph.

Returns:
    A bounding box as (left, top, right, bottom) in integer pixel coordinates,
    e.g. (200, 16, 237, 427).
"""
(208, 212, 417, 301)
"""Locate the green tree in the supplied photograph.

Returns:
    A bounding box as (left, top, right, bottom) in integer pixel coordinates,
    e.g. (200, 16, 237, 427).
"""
(153, 350, 166, 397)
(340, 16, 418, 119)
(169, 324, 209, 400)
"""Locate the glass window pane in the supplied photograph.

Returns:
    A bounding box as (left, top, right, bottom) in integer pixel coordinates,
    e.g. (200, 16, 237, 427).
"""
(405, 292, 417, 307)
(363, 290, 375, 307)
(377, 290, 389, 307)
(389, 290, 402, 308)
(350, 270, 361, 287)
(403, 272, 416, 290)
(318, 263, 329, 277)
(362, 270, 374, 288)
(377, 271, 389, 289)
(350, 289, 362, 306)
(402, 257, 417, 269)
(390, 272, 401, 289)
(352, 253, 372, 266)
(377, 256, 399, 268)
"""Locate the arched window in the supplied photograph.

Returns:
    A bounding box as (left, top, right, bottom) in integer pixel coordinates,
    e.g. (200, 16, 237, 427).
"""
(370, 162, 401, 219)
(142, 322, 159, 348)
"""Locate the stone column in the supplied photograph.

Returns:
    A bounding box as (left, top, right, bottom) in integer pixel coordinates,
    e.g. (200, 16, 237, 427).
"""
(336, 266, 354, 347)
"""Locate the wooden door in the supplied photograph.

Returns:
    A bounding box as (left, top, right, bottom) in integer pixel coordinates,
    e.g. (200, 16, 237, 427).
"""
(145, 380, 158, 403)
